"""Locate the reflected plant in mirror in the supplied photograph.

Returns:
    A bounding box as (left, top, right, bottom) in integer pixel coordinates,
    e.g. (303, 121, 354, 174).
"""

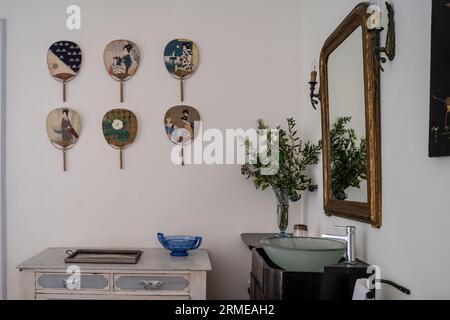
(329, 116, 367, 200)
(241, 118, 322, 237)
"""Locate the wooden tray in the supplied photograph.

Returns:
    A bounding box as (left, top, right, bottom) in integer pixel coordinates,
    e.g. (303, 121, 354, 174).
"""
(64, 249, 142, 264)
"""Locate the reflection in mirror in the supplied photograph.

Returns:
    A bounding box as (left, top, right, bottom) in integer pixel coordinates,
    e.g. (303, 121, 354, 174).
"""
(329, 116, 367, 201)
(328, 27, 368, 203)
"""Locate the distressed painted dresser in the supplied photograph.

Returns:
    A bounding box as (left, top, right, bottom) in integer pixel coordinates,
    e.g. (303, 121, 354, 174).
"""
(17, 248, 212, 300)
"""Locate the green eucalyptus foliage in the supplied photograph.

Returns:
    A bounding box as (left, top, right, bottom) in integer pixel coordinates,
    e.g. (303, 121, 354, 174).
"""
(329, 116, 367, 200)
(241, 118, 322, 202)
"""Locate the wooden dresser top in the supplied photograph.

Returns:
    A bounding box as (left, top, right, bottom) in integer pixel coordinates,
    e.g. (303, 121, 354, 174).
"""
(17, 248, 212, 272)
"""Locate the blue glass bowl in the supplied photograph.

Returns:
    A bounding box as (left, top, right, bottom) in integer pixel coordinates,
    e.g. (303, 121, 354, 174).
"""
(157, 233, 202, 257)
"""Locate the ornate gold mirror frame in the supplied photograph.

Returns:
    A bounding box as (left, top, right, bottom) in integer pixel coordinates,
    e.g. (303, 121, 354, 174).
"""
(319, 3, 382, 227)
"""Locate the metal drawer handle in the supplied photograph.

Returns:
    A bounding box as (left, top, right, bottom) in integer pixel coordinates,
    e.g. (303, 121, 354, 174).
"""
(139, 280, 165, 290)
(62, 278, 81, 290)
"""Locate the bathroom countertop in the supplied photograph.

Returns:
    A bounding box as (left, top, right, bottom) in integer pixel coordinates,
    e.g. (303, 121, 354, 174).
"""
(241, 233, 292, 250)
(325, 259, 370, 273)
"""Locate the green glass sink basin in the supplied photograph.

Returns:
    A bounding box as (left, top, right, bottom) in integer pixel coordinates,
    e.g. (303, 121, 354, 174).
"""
(260, 237, 346, 272)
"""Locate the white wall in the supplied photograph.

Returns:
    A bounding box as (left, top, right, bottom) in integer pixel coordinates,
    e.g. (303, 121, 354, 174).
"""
(1, 0, 305, 299)
(299, 0, 450, 299)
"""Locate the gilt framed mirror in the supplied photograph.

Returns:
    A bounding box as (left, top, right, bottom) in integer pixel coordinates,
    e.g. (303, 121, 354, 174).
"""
(319, 3, 381, 227)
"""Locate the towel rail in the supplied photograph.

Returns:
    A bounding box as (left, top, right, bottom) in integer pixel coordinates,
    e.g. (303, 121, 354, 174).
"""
(366, 279, 411, 299)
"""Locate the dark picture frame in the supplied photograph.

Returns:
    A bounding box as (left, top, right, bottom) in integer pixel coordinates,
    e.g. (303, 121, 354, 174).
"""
(429, 0, 450, 157)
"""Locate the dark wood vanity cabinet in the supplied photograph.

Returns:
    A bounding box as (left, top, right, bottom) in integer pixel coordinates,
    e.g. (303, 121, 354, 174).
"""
(249, 248, 369, 300)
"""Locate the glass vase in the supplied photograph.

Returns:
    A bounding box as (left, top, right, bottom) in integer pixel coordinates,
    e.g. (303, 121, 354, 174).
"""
(274, 188, 290, 238)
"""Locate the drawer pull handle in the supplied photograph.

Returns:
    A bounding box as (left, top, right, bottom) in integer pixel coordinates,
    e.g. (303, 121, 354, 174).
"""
(62, 278, 81, 289)
(139, 280, 164, 290)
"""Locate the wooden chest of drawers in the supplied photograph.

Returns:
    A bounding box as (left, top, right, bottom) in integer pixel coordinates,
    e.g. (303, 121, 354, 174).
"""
(18, 248, 211, 300)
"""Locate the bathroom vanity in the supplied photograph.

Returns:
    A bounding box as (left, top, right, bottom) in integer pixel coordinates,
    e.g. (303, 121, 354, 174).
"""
(17, 248, 211, 300)
(242, 234, 369, 300)
(249, 247, 369, 300)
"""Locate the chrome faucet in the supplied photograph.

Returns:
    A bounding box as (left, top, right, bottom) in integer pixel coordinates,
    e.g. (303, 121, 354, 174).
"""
(322, 226, 357, 265)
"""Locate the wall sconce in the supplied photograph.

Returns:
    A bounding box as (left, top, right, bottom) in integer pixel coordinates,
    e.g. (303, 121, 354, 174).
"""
(308, 1, 395, 110)
(367, 1, 396, 71)
(309, 60, 320, 110)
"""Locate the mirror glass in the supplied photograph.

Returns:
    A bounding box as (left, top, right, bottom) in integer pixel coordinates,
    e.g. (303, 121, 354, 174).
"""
(327, 27, 368, 203)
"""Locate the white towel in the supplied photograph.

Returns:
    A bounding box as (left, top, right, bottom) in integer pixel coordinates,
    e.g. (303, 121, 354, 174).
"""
(352, 278, 373, 300)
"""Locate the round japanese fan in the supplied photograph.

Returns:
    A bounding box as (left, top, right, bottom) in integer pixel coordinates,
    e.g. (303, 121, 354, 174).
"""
(163, 39, 199, 102)
(46, 107, 81, 171)
(104, 40, 140, 103)
(102, 108, 138, 169)
(164, 105, 200, 165)
(47, 41, 82, 102)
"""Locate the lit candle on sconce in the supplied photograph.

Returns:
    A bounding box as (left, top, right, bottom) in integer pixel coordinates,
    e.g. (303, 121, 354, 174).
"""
(310, 59, 318, 83)
(367, 0, 383, 30)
